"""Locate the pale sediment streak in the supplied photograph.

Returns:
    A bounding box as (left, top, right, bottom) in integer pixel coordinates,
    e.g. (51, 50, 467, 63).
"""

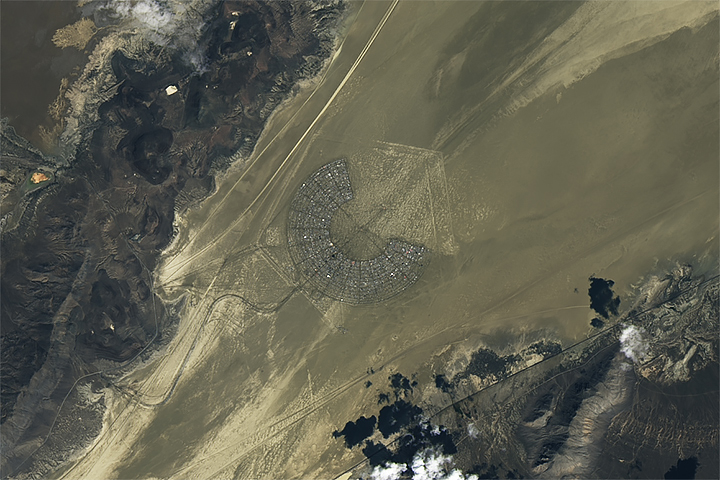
(497, 0, 718, 115)
(537, 353, 635, 479)
(433, 0, 719, 154)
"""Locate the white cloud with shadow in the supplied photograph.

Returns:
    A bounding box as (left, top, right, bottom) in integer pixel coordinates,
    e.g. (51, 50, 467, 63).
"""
(368, 448, 478, 480)
(619, 325, 649, 364)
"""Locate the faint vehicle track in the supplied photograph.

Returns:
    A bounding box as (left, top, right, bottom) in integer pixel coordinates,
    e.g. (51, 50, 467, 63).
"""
(161, 0, 399, 286)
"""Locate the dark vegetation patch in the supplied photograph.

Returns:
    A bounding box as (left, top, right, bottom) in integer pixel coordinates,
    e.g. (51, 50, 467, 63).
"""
(332, 415, 376, 448)
(664, 457, 699, 479)
(456, 348, 511, 381)
(588, 276, 621, 319)
(436, 341, 562, 396)
(522, 340, 562, 358)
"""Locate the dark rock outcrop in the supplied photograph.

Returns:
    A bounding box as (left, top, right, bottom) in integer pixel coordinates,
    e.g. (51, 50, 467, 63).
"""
(1, 1, 344, 475)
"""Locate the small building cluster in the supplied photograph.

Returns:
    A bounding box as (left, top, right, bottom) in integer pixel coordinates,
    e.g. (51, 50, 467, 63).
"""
(288, 159, 429, 304)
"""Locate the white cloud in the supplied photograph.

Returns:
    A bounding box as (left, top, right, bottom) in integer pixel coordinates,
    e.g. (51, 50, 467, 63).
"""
(411, 450, 454, 480)
(619, 325, 649, 363)
(366, 448, 478, 480)
(369, 462, 407, 480)
(95, 0, 216, 70)
(115, 0, 176, 44)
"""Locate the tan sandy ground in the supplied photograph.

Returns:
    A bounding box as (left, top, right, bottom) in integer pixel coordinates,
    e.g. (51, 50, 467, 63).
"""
(56, 1, 718, 479)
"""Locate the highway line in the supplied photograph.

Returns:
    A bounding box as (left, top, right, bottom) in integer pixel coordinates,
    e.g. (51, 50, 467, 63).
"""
(55, 3, 399, 477)
(162, 0, 400, 284)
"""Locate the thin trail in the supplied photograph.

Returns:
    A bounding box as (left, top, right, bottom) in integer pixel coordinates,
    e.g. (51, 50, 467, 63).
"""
(53, 5, 402, 457)
(332, 273, 720, 479)
(162, 0, 397, 284)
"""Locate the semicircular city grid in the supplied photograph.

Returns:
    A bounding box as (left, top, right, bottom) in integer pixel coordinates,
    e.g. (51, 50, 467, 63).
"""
(287, 159, 430, 304)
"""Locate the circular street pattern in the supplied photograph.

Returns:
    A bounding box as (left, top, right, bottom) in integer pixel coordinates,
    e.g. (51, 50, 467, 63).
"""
(287, 159, 429, 304)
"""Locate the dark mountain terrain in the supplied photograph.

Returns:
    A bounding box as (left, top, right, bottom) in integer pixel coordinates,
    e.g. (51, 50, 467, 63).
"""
(1, 1, 343, 473)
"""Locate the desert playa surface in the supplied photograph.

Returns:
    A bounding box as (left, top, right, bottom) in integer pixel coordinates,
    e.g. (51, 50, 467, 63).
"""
(58, 2, 718, 479)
